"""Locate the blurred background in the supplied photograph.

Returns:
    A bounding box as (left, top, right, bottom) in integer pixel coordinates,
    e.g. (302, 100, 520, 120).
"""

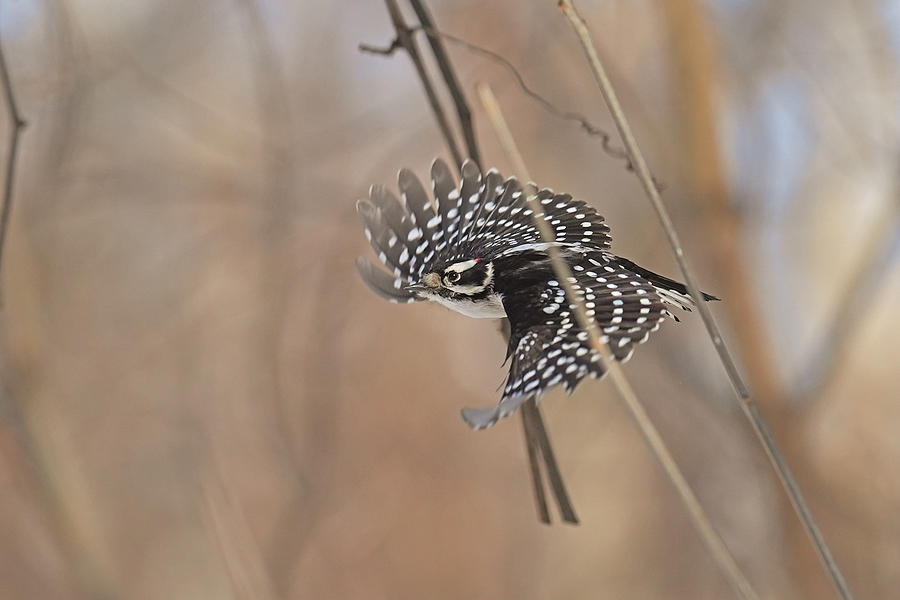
(0, 0, 898, 598)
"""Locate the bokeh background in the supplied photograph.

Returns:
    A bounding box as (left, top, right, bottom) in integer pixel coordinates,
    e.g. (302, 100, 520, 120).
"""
(1, 0, 899, 598)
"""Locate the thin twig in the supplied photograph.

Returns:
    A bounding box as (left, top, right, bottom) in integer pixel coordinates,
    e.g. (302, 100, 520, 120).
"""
(478, 82, 758, 600)
(361, 23, 662, 186)
(363, 0, 578, 524)
(0, 34, 26, 294)
(366, 0, 464, 168)
(408, 1, 481, 168)
(522, 399, 577, 523)
(520, 406, 551, 523)
(415, 3, 580, 523)
(556, 2, 853, 598)
(417, 27, 632, 166)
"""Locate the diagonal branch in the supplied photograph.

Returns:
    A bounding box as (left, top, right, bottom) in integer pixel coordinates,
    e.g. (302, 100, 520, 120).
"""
(521, 399, 577, 523)
(361, 0, 577, 525)
(478, 81, 758, 600)
(520, 403, 551, 523)
(407, 0, 481, 168)
(555, 1, 853, 598)
(365, 0, 463, 168)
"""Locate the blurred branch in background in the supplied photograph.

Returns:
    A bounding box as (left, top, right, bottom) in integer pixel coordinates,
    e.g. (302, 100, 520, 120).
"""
(0, 26, 120, 600)
(229, 2, 323, 597)
(660, 0, 784, 409)
(797, 197, 900, 401)
(202, 460, 278, 600)
(556, 1, 853, 598)
(4, 401, 120, 600)
(0, 32, 25, 297)
(1, 0, 897, 597)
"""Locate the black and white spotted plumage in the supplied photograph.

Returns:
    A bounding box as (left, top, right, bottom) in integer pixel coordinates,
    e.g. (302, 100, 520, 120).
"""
(356, 159, 717, 429)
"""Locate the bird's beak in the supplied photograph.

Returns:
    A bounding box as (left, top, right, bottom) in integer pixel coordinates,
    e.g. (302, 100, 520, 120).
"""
(402, 282, 429, 294)
(403, 272, 441, 295)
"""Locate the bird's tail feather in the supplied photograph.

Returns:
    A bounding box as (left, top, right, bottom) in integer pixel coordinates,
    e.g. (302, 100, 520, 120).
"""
(613, 257, 719, 304)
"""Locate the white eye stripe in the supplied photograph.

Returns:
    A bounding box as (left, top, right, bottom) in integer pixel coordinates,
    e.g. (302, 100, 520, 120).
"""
(445, 258, 479, 273)
(442, 260, 494, 294)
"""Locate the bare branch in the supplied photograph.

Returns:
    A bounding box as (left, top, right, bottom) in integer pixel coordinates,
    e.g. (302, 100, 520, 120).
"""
(358, 38, 403, 56)
(418, 28, 629, 168)
(364, 0, 464, 168)
(555, 1, 853, 598)
(363, 23, 667, 187)
(363, 0, 577, 525)
(522, 400, 578, 523)
(478, 81, 758, 600)
(519, 407, 551, 524)
(408, 1, 481, 168)
(660, 0, 782, 407)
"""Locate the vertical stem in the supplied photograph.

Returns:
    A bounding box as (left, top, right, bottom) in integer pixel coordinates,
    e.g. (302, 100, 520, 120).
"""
(479, 82, 758, 600)
(520, 405, 551, 524)
(522, 399, 578, 523)
(407, 0, 482, 168)
(555, 2, 853, 598)
(364, 0, 578, 524)
(383, 0, 463, 168)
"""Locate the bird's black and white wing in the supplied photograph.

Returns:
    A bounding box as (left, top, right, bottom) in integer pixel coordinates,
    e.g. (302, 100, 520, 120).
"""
(461, 253, 701, 430)
(355, 159, 612, 300)
(355, 159, 716, 430)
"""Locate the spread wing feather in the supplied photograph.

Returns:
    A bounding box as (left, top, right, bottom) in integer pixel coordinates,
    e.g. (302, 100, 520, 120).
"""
(356, 160, 716, 428)
(462, 254, 682, 429)
(356, 159, 613, 296)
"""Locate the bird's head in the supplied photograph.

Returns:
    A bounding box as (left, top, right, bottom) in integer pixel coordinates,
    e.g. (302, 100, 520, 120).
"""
(405, 257, 495, 300)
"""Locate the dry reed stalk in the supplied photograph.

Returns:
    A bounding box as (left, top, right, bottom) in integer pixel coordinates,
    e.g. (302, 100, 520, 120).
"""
(478, 81, 759, 600)
(555, 2, 853, 598)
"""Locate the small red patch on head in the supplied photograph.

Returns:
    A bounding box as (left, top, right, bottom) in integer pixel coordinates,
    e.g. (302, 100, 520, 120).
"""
(474, 257, 483, 262)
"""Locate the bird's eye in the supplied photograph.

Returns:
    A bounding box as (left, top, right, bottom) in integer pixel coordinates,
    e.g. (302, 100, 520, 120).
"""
(445, 271, 461, 284)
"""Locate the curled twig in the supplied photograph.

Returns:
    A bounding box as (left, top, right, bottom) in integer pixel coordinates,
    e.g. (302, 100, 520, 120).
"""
(361, 24, 665, 189)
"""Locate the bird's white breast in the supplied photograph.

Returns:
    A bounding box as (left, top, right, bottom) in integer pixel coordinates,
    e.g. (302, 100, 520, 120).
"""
(431, 292, 507, 319)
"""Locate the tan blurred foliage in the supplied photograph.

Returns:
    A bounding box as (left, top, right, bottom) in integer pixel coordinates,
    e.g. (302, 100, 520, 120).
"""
(0, 0, 898, 598)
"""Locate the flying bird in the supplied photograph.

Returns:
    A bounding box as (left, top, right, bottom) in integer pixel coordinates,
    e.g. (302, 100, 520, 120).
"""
(355, 159, 717, 430)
